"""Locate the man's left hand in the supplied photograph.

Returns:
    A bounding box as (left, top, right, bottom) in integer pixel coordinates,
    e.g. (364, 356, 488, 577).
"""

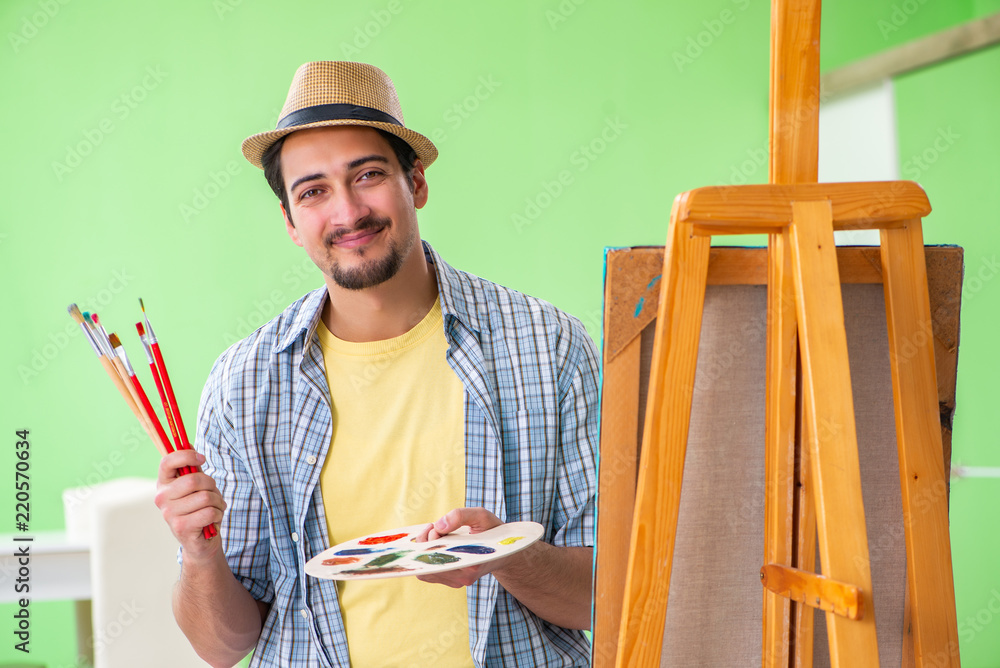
(413, 506, 593, 629)
(414, 507, 508, 588)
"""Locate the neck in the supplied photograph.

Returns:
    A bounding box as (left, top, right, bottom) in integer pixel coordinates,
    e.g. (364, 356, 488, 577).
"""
(321, 241, 438, 342)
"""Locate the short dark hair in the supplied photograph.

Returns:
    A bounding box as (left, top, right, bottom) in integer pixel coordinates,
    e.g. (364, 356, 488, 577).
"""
(261, 128, 418, 224)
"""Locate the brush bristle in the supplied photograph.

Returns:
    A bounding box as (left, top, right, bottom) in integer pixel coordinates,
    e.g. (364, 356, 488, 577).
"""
(139, 298, 145, 312)
(109, 333, 122, 348)
(135, 322, 146, 336)
(67, 304, 85, 324)
(83, 312, 94, 325)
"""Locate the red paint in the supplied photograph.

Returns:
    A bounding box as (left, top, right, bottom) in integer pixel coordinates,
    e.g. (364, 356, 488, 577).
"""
(359, 532, 408, 545)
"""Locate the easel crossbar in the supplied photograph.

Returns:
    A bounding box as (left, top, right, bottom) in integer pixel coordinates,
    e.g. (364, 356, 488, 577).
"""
(676, 181, 931, 235)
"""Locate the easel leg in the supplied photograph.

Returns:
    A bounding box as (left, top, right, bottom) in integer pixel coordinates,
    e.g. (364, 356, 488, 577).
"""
(764, 229, 798, 667)
(616, 214, 711, 668)
(793, 382, 817, 668)
(880, 220, 961, 668)
(594, 334, 641, 668)
(788, 200, 880, 666)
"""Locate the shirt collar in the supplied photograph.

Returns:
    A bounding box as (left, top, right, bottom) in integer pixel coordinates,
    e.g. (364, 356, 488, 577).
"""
(274, 286, 327, 354)
(424, 241, 486, 336)
(272, 240, 485, 356)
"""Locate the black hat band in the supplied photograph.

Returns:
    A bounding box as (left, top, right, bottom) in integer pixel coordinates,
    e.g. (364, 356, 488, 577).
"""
(276, 103, 403, 131)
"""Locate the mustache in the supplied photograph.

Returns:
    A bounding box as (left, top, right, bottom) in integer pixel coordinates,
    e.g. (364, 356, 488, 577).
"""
(324, 215, 391, 245)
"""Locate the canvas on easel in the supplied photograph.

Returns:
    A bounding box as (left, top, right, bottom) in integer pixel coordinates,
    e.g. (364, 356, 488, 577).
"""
(592, 245, 962, 666)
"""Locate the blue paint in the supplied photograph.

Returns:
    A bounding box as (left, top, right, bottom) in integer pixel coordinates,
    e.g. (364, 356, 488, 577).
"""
(634, 274, 662, 318)
(447, 545, 496, 555)
(336, 547, 390, 556)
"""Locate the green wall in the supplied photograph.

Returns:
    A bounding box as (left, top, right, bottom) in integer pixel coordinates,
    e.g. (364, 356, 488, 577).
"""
(1, 1, 997, 665)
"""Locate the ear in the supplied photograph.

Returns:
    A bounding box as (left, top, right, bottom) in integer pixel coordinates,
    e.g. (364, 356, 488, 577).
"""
(411, 159, 428, 210)
(282, 203, 303, 247)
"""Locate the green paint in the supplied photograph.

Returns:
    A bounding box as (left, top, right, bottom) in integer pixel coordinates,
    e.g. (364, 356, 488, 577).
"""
(413, 552, 462, 565)
(364, 551, 412, 568)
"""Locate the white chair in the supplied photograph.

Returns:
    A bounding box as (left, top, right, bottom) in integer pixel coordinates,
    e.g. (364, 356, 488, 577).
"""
(63, 478, 213, 668)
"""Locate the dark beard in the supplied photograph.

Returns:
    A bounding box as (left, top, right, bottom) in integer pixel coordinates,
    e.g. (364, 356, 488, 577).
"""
(324, 215, 409, 291)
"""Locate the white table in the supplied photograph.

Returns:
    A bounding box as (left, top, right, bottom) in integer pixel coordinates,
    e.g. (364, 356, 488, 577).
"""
(0, 531, 91, 602)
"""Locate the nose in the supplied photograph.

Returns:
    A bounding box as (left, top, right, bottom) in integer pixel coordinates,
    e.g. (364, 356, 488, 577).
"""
(328, 186, 371, 228)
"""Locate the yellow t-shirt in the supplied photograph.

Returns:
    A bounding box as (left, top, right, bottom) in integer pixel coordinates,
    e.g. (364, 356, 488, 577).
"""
(317, 298, 473, 667)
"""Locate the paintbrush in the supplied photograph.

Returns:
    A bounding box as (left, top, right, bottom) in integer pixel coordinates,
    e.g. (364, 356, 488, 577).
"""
(137, 301, 218, 539)
(138, 299, 193, 451)
(103, 329, 162, 452)
(68, 304, 146, 427)
(68, 302, 217, 540)
(109, 333, 171, 457)
(90, 313, 113, 353)
(135, 321, 184, 456)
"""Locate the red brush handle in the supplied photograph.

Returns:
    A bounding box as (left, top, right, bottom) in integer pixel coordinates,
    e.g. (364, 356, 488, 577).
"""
(151, 341, 191, 448)
(128, 373, 173, 454)
(147, 342, 217, 539)
(147, 358, 190, 470)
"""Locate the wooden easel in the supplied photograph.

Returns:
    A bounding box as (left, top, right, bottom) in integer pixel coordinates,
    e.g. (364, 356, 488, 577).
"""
(611, 1, 961, 666)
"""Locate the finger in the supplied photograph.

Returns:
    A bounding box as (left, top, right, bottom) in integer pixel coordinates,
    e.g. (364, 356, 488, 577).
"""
(416, 573, 464, 588)
(417, 564, 487, 588)
(429, 508, 469, 537)
(154, 473, 224, 530)
(161, 487, 226, 517)
(157, 486, 226, 545)
(431, 507, 501, 537)
(171, 504, 224, 537)
(155, 468, 220, 506)
(158, 450, 207, 484)
(413, 523, 434, 543)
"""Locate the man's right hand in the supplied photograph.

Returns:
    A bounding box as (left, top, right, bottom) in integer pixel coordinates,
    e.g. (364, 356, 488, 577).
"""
(157, 449, 266, 667)
(154, 449, 226, 561)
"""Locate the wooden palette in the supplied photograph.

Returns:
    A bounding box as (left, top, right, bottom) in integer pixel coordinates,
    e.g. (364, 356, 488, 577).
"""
(305, 521, 545, 581)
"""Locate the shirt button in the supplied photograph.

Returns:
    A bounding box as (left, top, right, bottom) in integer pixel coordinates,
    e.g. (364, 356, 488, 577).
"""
(306, 455, 317, 465)
(300, 609, 309, 619)
(291, 532, 299, 542)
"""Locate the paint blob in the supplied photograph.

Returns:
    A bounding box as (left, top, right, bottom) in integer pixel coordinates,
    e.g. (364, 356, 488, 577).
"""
(447, 545, 496, 555)
(342, 565, 414, 576)
(322, 556, 361, 566)
(413, 553, 462, 565)
(364, 551, 412, 568)
(335, 548, 389, 556)
(498, 536, 525, 545)
(359, 532, 409, 545)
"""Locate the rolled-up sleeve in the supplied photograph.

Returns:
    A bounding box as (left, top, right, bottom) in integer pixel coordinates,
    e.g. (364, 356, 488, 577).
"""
(551, 318, 600, 550)
(185, 354, 274, 605)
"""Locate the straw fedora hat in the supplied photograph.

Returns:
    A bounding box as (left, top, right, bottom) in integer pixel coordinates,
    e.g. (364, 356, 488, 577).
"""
(241, 61, 438, 170)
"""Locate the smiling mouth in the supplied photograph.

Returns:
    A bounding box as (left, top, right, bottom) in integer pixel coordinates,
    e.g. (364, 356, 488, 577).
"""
(332, 228, 381, 247)
(327, 216, 391, 249)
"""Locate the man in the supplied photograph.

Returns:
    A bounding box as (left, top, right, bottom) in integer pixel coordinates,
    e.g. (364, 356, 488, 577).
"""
(156, 61, 599, 667)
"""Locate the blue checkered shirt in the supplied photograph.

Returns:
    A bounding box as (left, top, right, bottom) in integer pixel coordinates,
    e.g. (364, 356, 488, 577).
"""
(190, 243, 598, 667)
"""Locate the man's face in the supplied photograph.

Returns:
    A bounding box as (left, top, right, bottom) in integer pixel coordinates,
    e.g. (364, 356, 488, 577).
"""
(279, 126, 427, 291)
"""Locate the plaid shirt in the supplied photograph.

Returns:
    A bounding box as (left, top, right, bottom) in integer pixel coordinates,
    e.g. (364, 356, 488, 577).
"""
(191, 243, 598, 667)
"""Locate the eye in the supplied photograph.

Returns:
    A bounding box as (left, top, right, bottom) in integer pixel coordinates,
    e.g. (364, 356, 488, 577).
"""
(358, 170, 384, 181)
(299, 187, 322, 200)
